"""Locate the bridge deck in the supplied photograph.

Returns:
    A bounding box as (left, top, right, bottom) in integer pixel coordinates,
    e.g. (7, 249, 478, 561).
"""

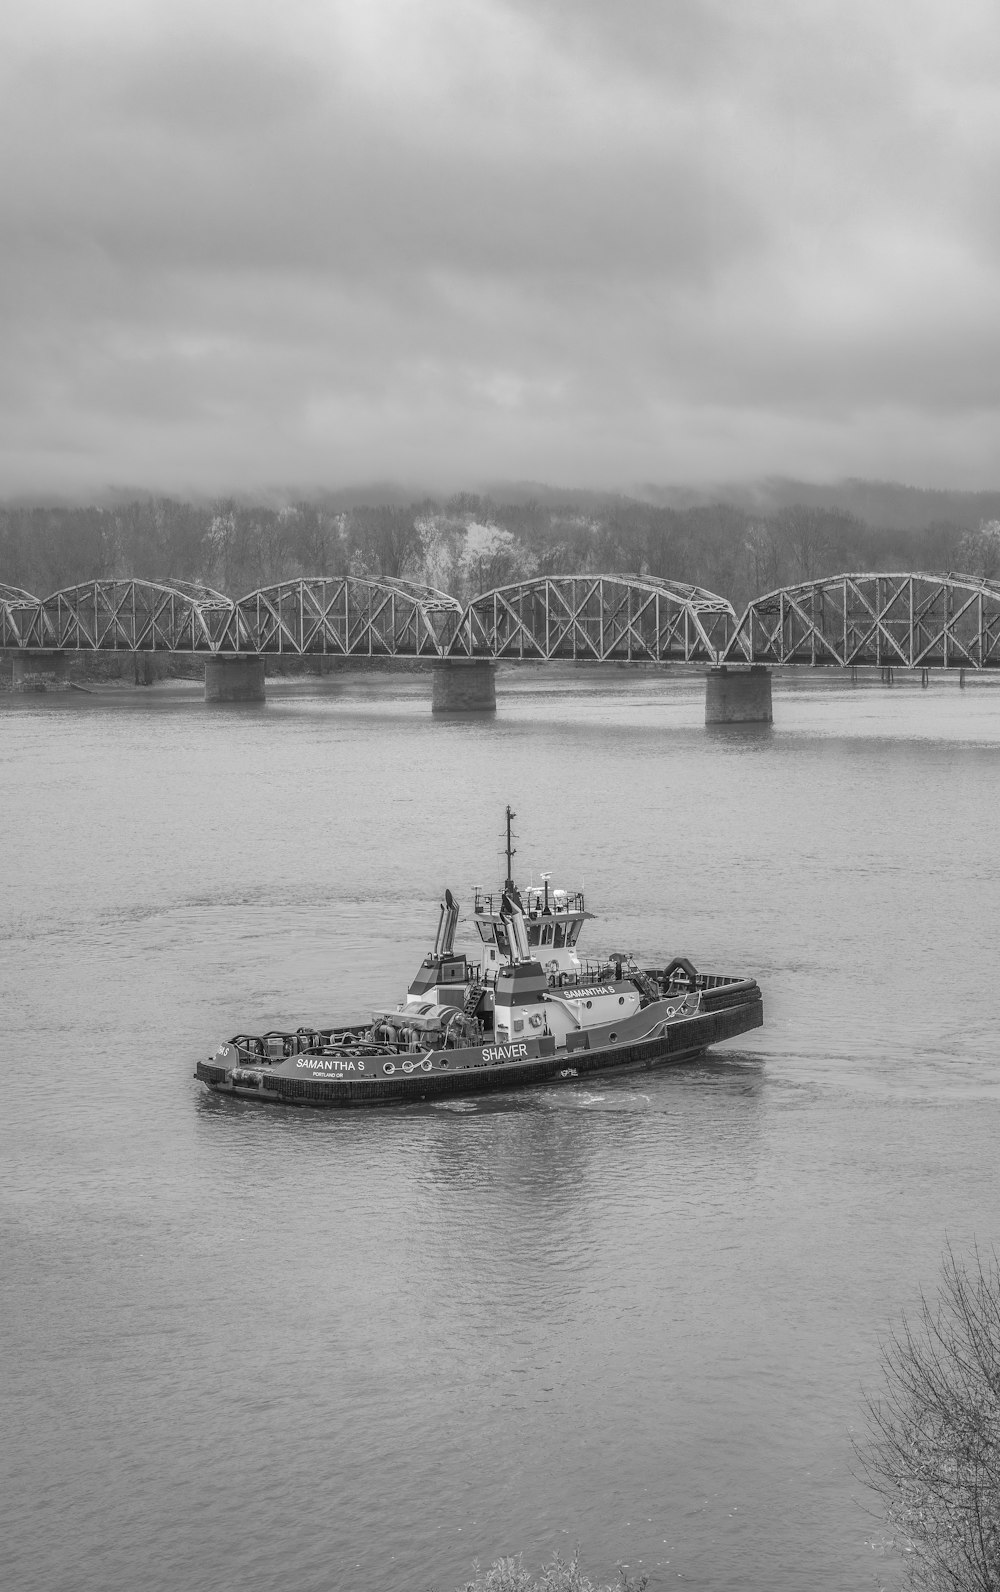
(6, 571, 1000, 670)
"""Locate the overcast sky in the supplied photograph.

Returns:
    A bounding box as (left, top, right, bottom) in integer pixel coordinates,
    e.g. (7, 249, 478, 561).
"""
(3, 0, 1000, 497)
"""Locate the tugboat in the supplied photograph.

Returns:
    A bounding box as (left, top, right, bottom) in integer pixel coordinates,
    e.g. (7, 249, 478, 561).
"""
(194, 809, 763, 1108)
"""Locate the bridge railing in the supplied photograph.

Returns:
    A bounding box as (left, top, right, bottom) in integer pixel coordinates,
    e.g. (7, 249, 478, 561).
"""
(724, 572, 1000, 670)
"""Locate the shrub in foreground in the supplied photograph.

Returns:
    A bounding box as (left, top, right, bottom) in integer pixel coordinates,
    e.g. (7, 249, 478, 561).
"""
(453, 1552, 647, 1592)
(857, 1243, 1000, 1592)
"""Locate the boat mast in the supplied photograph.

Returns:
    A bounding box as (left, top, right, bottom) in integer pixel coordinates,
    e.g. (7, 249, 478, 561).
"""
(504, 805, 516, 892)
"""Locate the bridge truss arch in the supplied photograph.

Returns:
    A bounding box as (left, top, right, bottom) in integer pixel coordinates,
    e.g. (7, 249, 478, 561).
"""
(1, 575, 463, 656)
(724, 572, 1000, 671)
(447, 575, 735, 662)
(3, 571, 736, 661)
(29, 579, 237, 653)
(1, 584, 49, 648)
(228, 576, 463, 656)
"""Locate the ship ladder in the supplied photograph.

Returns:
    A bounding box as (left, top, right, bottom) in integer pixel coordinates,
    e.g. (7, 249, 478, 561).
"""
(462, 981, 486, 1017)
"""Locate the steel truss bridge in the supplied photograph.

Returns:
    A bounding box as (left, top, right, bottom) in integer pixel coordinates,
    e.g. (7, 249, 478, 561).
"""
(723, 572, 1000, 671)
(6, 571, 1000, 673)
(0, 575, 734, 664)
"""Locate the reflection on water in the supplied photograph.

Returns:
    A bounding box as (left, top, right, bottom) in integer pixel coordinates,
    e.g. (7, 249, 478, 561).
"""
(3, 668, 1000, 1592)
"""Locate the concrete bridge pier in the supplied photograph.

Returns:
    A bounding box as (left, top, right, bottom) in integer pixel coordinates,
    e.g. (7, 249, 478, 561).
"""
(12, 651, 68, 691)
(432, 659, 497, 714)
(134, 652, 156, 686)
(705, 665, 772, 725)
(204, 655, 266, 703)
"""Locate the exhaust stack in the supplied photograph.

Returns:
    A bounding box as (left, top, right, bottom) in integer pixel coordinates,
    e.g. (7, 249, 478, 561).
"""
(433, 888, 460, 957)
(500, 886, 531, 963)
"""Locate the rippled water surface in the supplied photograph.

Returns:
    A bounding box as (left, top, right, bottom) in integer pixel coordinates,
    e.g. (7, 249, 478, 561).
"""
(3, 668, 1000, 1592)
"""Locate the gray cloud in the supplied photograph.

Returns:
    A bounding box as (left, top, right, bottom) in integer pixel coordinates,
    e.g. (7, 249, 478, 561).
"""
(2, 0, 1000, 494)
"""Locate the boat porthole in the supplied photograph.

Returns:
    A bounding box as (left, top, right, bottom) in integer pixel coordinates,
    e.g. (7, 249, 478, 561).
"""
(586, 1000, 592, 1008)
(383, 1062, 396, 1075)
(665, 1007, 675, 1018)
(609, 1031, 617, 1041)
(618, 995, 625, 1004)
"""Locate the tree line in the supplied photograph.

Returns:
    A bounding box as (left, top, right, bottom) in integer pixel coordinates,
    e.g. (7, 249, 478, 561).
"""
(2, 493, 998, 612)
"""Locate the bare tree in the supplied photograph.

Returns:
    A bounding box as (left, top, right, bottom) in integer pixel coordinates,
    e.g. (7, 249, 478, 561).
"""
(956, 521, 1000, 582)
(744, 519, 784, 597)
(349, 505, 423, 580)
(857, 1243, 1000, 1592)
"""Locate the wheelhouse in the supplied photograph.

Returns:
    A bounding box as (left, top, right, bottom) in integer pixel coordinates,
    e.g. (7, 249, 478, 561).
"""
(471, 883, 593, 970)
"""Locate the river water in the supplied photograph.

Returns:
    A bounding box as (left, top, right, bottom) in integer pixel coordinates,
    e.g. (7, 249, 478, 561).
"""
(3, 666, 999, 1592)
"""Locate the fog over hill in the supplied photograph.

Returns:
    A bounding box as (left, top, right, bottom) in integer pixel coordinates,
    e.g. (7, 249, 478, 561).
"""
(4, 479, 1000, 613)
(8, 477, 1000, 531)
(638, 479, 1000, 533)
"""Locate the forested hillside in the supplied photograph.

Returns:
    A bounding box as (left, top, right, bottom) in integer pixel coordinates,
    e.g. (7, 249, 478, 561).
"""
(3, 490, 999, 611)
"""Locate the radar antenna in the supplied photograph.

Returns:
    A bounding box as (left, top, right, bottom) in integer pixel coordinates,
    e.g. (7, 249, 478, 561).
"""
(504, 805, 516, 893)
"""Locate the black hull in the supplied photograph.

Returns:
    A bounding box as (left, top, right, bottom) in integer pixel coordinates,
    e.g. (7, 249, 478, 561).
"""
(195, 985, 763, 1110)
